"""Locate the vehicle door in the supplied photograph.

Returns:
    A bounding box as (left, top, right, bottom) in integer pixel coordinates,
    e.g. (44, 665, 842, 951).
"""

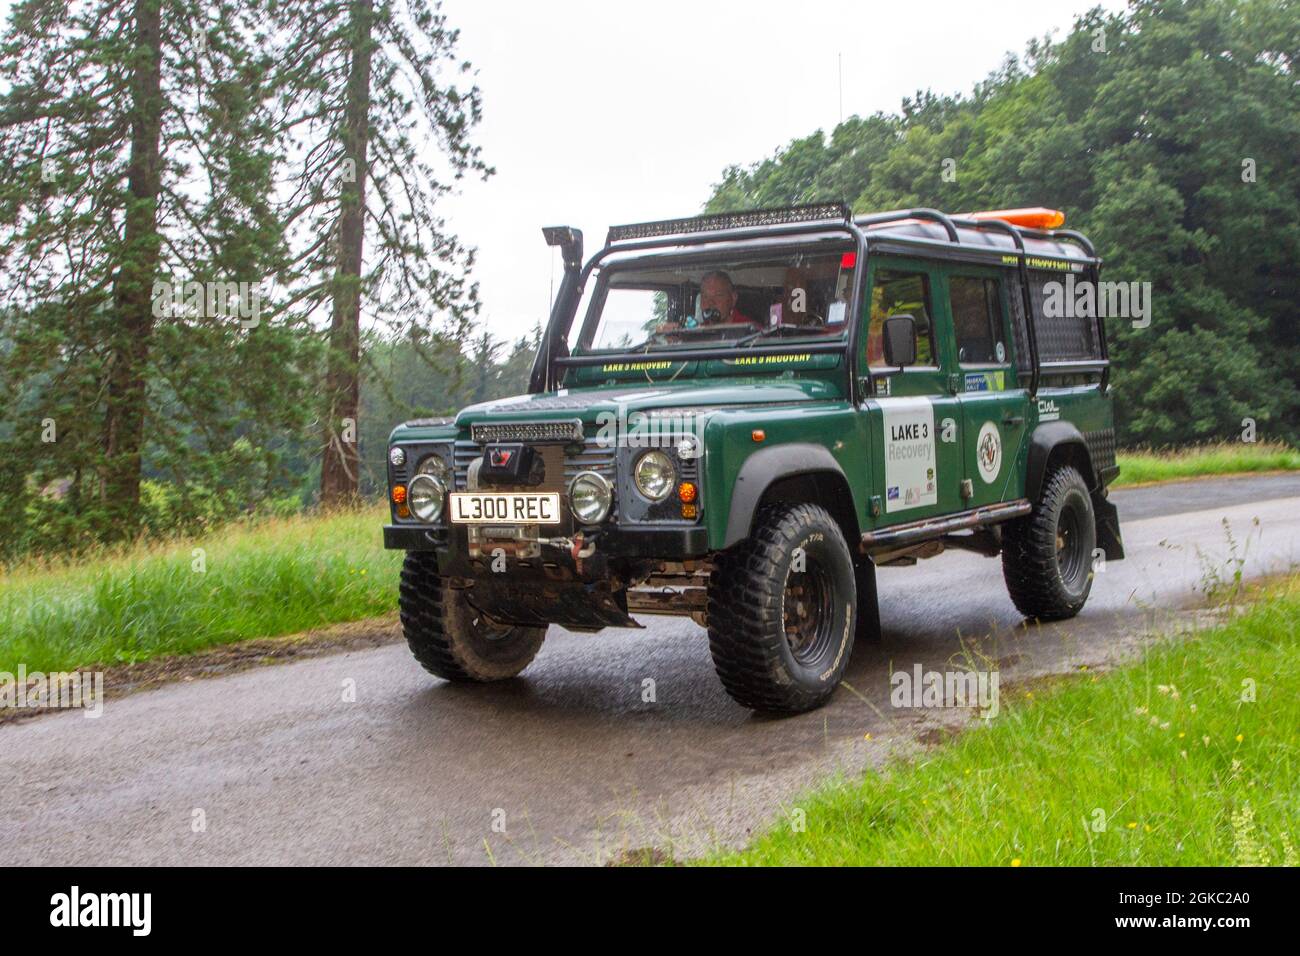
(942, 266, 1029, 507)
(859, 257, 965, 526)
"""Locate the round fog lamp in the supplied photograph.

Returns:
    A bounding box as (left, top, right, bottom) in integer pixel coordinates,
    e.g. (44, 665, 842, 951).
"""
(634, 450, 676, 502)
(568, 471, 612, 524)
(389, 446, 406, 468)
(407, 473, 446, 522)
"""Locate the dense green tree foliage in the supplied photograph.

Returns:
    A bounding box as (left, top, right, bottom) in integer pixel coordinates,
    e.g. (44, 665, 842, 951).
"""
(706, 0, 1300, 447)
(0, 0, 491, 557)
(0, 0, 303, 551)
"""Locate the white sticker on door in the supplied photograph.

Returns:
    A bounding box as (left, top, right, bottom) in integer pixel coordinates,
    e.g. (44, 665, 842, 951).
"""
(880, 398, 937, 512)
(976, 421, 1002, 483)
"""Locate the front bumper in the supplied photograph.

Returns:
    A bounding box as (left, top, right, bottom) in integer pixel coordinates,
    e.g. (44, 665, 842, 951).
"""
(383, 523, 709, 558)
(383, 523, 710, 630)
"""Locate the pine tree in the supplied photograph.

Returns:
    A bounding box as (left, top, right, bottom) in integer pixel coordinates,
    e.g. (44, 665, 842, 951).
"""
(265, 0, 490, 506)
(0, 0, 309, 545)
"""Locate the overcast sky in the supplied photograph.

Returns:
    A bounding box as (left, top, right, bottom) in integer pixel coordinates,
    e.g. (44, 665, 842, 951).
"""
(0, 0, 1128, 341)
(437, 0, 1129, 344)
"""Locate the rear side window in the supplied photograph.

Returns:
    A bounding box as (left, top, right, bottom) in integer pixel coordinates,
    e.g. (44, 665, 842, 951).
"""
(949, 276, 1004, 365)
(1026, 272, 1102, 361)
(867, 269, 937, 368)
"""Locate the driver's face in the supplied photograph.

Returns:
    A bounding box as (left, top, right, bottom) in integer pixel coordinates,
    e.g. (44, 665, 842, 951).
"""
(700, 276, 737, 320)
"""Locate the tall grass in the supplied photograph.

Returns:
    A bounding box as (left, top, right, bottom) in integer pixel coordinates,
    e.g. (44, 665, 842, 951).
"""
(1115, 442, 1300, 487)
(704, 578, 1300, 866)
(0, 506, 400, 674)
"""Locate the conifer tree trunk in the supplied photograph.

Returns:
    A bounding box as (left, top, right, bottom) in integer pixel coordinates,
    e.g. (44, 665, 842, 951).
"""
(102, 0, 164, 535)
(320, 0, 375, 506)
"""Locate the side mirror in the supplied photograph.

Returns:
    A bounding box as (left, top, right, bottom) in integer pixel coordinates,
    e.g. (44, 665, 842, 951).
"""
(882, 314, 918, 369)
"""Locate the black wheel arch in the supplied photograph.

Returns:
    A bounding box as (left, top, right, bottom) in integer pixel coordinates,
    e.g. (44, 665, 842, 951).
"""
(1026, 420, 1124, 561)
(1026, 421, 1097, 500)
(722, 443, 860, 550)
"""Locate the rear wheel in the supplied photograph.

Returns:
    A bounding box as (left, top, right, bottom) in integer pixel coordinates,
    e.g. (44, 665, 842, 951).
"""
(707, 503, 857, 713)
(399, 552, 546, 681)
(1002, 464, 1097, 620)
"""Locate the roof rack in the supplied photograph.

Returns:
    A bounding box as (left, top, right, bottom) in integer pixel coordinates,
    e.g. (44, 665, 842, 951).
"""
(856, 208, 960, 241)
(606, 201, 851, 245)
(855, 207, 1096, 261)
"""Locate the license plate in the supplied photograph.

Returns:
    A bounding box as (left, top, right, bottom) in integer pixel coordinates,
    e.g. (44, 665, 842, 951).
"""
(449, 492, 561, 525)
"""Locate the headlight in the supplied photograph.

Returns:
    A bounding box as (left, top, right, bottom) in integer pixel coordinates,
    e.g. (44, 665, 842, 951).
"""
(633, 450, 676, 501)
(407, 473, 446, 522)
(568, 471, 612, 524)
(389, 446, 406, 468)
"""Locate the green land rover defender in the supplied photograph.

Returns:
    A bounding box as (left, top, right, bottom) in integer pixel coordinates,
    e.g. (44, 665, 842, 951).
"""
(383, 202, 1124, 713)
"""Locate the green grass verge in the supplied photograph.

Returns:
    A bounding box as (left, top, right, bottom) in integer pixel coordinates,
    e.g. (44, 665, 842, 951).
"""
(1114, 442, 1300, 487)
(0, 506, 399, 674)
(703, 580, 1300, 866)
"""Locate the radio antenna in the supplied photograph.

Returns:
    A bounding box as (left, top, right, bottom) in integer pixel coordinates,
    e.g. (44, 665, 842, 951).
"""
(838, 53, 843, 125)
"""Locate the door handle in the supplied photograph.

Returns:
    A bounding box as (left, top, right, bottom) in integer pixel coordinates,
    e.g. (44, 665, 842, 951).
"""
(1002, 414, 1025, 426)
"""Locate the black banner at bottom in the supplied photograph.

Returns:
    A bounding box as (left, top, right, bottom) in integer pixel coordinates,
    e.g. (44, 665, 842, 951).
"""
(3, 865, 1282, 940)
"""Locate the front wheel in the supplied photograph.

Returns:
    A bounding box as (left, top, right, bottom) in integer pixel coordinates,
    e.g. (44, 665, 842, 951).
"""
(706, 503, 857, 714)
(399, 552, 546, 681)
(1001, 464, 1097, 621)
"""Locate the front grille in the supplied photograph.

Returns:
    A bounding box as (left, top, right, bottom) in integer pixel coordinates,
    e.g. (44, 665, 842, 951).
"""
(453, 440, 481, 491)
(454, 434, 616, 494)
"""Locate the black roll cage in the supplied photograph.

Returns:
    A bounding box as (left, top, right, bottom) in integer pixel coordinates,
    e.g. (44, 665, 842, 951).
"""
(530, 204, 1107, 402)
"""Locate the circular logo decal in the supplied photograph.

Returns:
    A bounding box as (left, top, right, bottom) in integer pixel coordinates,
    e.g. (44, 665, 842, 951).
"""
(976, 421, 1002, 484)
(995, 342, 1006, 363)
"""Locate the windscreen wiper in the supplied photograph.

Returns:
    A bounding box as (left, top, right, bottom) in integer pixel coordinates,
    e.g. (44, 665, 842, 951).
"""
(734, 325, 815, 347)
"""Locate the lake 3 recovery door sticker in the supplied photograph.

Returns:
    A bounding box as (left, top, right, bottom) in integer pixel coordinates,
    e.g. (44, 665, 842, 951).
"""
(880, 398, 937, 513)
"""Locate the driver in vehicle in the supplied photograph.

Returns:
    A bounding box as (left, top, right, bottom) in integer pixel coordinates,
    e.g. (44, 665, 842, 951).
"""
(657, 270, 759, 333)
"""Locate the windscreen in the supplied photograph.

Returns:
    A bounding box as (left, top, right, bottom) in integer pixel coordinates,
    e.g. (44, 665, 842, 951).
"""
(570, 244, 857, 355)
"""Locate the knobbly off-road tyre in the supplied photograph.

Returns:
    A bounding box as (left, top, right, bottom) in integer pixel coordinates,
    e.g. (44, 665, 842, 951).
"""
(1001, 464, 1097, 621)
(399, 551, 546, 681)
(706, 503, 856, 714)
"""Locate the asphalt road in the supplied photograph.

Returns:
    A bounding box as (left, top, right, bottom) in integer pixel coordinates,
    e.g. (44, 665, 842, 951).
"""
(3, 473, 1297, 865)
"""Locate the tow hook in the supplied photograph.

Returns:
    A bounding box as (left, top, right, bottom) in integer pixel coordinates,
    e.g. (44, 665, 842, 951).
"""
(571, 532, 596, 573)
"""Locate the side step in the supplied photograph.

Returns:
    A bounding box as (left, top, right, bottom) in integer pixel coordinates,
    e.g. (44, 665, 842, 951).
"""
(860, 499, 1032, 555)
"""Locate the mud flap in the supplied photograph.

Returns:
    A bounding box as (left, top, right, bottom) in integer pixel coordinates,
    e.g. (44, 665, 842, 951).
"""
(855, 559, 882, 643)
(1093, 493, 1125, 561)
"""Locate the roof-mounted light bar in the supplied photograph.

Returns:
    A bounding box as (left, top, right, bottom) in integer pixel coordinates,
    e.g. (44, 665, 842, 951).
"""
(606, 201, 851, 245)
